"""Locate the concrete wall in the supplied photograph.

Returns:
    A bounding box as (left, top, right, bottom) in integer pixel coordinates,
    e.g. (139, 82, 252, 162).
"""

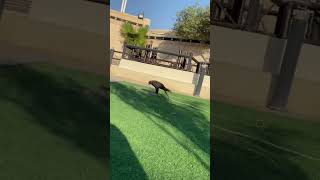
(213, 26, 270, 70)
(111, 59, 210, 99)
(212, 25, 320, 120)
(110, 18, 125, 53)
(0, 0, 108, 74)
(287, 43, 320, 118)
(119, 59, 209, 87)
(212, 25, 273, 107)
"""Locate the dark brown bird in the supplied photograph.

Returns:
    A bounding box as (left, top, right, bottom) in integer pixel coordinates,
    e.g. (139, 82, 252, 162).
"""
(148, 80, 171, 96)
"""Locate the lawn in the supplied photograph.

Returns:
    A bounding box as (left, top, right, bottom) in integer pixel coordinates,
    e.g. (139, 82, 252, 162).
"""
(110, 82, 210, 179)
(212, 101, 320, 180)
(0, 63, 108, 179)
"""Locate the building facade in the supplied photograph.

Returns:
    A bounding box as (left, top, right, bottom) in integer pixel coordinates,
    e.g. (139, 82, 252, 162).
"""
(110, 9, 210, 62)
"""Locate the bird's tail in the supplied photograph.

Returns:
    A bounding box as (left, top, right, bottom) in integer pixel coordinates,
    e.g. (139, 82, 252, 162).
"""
(163, 86, 171, 92)
(163, 87, 170, 98)
(164, 90, 169, 97)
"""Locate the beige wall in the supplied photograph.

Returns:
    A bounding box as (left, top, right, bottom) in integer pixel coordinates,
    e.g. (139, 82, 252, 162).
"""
(119, 59, 210, 88)
(212, 25, 320, 120)
(295, 43, 320, 82)
(111, 64, 210, 99)
(212, 25, 272, 107)
(286, 43, 320, 118)
(110, 18, 125, 52)
(110, 9, 150, 53)
(110, 9, 150, 26)
(0, 1, 108, 75)
(212, 62, 272, 107)
(29, 0, 106, 35)
(213, 26, 270, 70)
(287, 78, 320, 119)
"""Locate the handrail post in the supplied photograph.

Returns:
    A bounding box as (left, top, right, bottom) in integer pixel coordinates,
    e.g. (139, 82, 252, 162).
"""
(110, 48, 114, 66)
(267, 9, 310, 111)
(177, 50, 182, 69)
(194, 63, 207, 97)
(122, 43, 127, 59)
(196, 63, 200, 73)
(187, 52, 193, 71)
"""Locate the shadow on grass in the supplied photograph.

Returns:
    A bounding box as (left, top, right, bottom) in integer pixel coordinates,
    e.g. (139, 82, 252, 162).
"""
(211, 101, 318, 180)
(110, 82, 210, 170)
(212, 137, 310, 180)
(0, 64, 108, 173)
(110, 124, 147, 180)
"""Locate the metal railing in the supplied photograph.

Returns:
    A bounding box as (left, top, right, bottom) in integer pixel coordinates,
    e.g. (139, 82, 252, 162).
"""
(116, 44, 210, 76)
(110, 45, 211, 97)
(211, 0, 320, 46)
(3, 0, 31, 14)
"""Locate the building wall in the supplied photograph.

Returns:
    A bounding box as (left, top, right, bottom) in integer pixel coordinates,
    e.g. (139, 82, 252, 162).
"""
(212, 25, 320, 120)
(110, 18, 125, 53)
(110, 9, 210, 62)
(110, 9, 150, 54)
(0, 0, 108, 74)
(110, 9, 150, 26)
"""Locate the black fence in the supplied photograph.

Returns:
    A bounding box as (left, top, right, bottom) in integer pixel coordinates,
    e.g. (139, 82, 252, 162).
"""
(211, 0, 320, 46)
(116, 44, 210, 76)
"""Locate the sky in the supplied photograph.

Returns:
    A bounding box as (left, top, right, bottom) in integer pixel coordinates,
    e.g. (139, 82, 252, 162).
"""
(110, 0, 209, 30)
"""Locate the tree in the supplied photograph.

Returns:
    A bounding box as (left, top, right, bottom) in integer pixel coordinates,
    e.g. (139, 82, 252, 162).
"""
(120, 22, 149, 47)
(173, 4, 210, 42)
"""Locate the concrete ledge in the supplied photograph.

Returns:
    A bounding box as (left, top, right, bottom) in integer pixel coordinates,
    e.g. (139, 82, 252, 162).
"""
(119, 59, 210, 88)
(111, 65, 210, 99)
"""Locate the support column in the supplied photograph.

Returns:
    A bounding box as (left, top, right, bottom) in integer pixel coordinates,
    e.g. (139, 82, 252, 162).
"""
(110, 48, 114, 66)
(194, 63, 207, 97)
(267, 9, 309, 111)
(122, 43, 127, 59)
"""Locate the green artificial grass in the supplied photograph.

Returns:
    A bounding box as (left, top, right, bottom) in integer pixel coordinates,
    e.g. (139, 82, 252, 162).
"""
(110, 82, 210, 180)
(212, 101, 320, 180)
(0, 63, 108, 180)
